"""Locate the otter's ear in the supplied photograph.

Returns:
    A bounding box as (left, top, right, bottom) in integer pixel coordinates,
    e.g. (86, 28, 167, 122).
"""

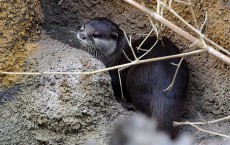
(110, 32, 118, 39)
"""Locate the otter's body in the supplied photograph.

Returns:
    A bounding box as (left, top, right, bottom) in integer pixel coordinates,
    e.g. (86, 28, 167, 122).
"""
(76, 18, 189, 138)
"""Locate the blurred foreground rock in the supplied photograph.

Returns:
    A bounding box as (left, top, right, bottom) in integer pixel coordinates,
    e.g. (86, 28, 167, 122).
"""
(110, 114, 193, 145)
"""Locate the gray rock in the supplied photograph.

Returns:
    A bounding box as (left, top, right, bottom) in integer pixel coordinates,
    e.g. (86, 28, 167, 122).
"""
(0, 37, 133, 145)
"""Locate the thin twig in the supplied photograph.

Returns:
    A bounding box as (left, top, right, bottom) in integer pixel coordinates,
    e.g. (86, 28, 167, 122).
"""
(135, 18, 159, 59)
(136, 34, 151, 36)
(157, 0, 160, 13)
(199, 11, 208, 47)
(158, 0, 166, 35)
(169, 0, 173, 8)
(160, 0, 167, 16)
(0, 49, 206, 75)
(200, 11, 208, 32)
(147, 13, 157, 29)
(137, 1, 157, 51)
(136, 14, 160, 59)
(175, 0, 191, 6)
(189, 123, 230, 139)
(174, 115, 230, 125)
(175, 0, 200, 31)
(197, 112, 207, 122)
(189, 38, 203, 48)
(188, 0, 199, 31)
(174, 115, 230, 139)
(120, 27, 138, 60)
(58, 0, 63, 5)
(137, 27, 156, 51)
(138, 39, 159, 59)
(122, 50, 132, 62)
(147, 13, 161, 42)
(118, 68, 124, 99)
(163, 57, 184, 91)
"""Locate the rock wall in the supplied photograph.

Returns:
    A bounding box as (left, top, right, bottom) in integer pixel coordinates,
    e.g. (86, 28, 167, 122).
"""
(0, 0, 230, 144)
(0, 0, 43, 87)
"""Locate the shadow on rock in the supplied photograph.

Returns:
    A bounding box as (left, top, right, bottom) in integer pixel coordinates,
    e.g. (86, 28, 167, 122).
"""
(0, 85, 21, 105)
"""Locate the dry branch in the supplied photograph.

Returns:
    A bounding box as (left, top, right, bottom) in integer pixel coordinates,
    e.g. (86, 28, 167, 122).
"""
(163, 57, 184, 91)
(190, 123, 230, 139)
(174, 116, 230, 139)
(174, 115, 230, 125)
(124, 0, 230, 65)
(58, 0, 63, 5)
(175, 121, 230, 139)
(0, 49, 205, 75)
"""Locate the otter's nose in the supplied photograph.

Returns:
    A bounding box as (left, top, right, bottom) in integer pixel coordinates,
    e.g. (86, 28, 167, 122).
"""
(79, 33, 86, 40)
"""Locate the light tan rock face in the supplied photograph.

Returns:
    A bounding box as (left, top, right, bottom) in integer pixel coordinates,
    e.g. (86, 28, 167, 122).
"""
(0, 0, 43, 87)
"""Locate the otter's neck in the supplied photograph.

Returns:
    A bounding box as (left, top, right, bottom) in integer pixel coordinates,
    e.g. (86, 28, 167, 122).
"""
(103, 35, 129, 68)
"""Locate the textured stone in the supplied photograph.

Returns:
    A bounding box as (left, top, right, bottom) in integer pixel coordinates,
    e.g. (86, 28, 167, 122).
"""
(0, 0, 43, 87)
(1, 0, 230, 144)
(0, 38, 133, 144)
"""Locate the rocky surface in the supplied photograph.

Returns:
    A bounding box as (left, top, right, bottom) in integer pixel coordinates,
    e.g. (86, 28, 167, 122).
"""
(0, 0, 230, 144)
(0, 0, 43, 87)
(0, 37, 133, 144)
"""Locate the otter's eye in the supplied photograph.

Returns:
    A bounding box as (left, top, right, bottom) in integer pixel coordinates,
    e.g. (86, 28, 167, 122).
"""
(92, 32, 100, 38)
(110, 32, 118, 39)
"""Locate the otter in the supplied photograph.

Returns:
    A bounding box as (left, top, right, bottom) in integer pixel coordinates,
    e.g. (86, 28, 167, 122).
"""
(76, 17, 189, 138)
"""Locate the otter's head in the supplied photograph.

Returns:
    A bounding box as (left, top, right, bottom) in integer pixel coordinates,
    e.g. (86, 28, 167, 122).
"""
(77, 18, 124, 62)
